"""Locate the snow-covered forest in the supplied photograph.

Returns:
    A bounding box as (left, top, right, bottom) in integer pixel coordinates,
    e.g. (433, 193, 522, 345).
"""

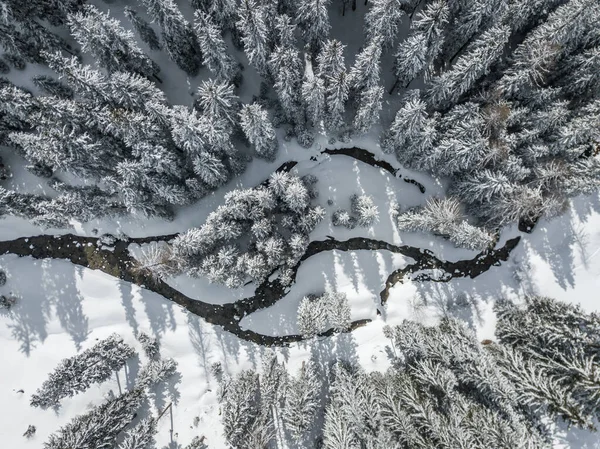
(0, 0, 599, 447)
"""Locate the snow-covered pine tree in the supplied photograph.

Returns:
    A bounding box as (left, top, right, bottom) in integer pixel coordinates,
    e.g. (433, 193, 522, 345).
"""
(364, 0, 406, 48)
(353, 85, 383, 134)
(391, 0, 449, 92)
(301, 52, 325, 127)
(32, 75, 73, 99)
(194, 11, 237, 82)
(283, 360, 321, 443)
(67, 5, 159, 78)
(240, 103, 278, 161)
(140, 0, 202, 76)
(31, 334, 135, 409)
(296, 0, 331, 52)
(118, 417, 157, 449)
(494, 296, 600, 425)
(426, 25, 510, 109)
(124, 6, 161, 51)
(236, 0, 271, 77)
(348, 36, 383, 95)
(44, 389, 146, 449)
(381, 90, 437, 169)
(196, 79, 239, 130)
(397, 197, 495, 250)
(269, 45, 304, 125)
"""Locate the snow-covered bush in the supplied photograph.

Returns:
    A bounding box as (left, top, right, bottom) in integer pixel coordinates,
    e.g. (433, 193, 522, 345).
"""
(0, 269, 6, 286)
(332, 194, 379, 229)
(397, 197, 495, 251)
(169, 172, 324, 287)
(0, 295, 16, 310)
(351, 194, 379, 227)
(137, 332, 160, 359)
(30, 334, 135, 409)
(297, 291, 351, 337)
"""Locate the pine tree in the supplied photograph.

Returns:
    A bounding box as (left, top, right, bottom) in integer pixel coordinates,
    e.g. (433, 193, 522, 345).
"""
(269, 46, 303, 124)
(283, 360, 321, 442)
(32, 75, 73, 99)
(301, 53, 326, 127)
(426, 25, 510, 109)
(140, 0, 202, 76)
(382, 90, 437, 169)
(236, 0, 271, 77)
(31, 334, 135, 409)
(349, 37, 383, 94)
(118, 418, 157, 449)
(364, 0, 406, 48)
(353, 86, 383, 134)
(194, 11, 237, 81)
(44, 389, 146, 449)
(240, 103, 278, 161)
(296, 0, 331, 51)
(391, 0, 449, 92)
(67, 5, 159, 78)
(196, 79, 239, 130)
(124, 7, 161, 51)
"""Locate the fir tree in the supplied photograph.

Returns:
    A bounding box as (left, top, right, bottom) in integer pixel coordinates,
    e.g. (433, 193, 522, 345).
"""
(30, 334, 135, 409)
(236, 0, 271, 77)
(301, 52, 326, 127)
(364, 0, 406, 48)
(67, 5, 159, 78)
(349, 37, 383, 94)
(240, 103, 278, 161)
(296, 0, 331, 51)
(124, 6, 161, 51)
(196, 79, 239, 130)
(140, 0, 202, 76)
(353, 85, 383, 134)
(194, 11, 237, 82)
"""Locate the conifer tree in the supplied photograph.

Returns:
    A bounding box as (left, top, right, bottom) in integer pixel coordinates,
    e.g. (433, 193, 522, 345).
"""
(140, 0, 202, 76)
(196, 79, 239, 130)
(296, 0, 331, 51)
(283, 360, 321, 443)
(353, 85, 383, 134)
(301, 53, 326, 127)
(67, 5, 159, 78)
(124, 6, 161, 51)
(364, 0, 406, 48)
(269, 46, 303, 124)
(391, 0, 449, 92)
(349, 37, 383, 94)
(194, 11, 237, 82)
(236, 0, 271, 77)
(240, 103, 278, 161)
(426, 25, 510, 109)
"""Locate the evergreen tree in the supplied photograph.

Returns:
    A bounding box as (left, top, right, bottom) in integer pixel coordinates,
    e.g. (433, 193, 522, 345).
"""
(391, 0, 449, 92)
(283, 360, 321, 443)
(31, 334, 135, 409)
(67, 5, 159, 78)
(140, 0, 202, 76)
(194, 11, 237, 82)
(32, 75, 73, 99)
(236, 0, 271, 77)
(364, 0, 406, 48)
(301, 53, 326, 127)
(269, 45, 303, 124)
(118, 418, 157, 449)
(426, 25, 510, 109)
(353, 85, 384, 134)
(349, 37, 383, 94)
(296, 0, 331, 51)
(124, 6, 161, 51)
(196, 79, 239, 130)
(240, 103, 278, 161)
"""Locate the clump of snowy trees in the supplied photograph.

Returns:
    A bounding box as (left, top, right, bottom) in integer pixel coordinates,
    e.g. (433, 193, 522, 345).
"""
(332, 194, 379, 229)
(218, 352, 322, 448)
(396, 197, 496, 251)
(135, 172, 324, 286)
(219, 296, 600, 447)
(40, 332, 179, 449)
(30, 334, 135, 409)
(297, 291, 351, 337)
(0, 0, 597, 233)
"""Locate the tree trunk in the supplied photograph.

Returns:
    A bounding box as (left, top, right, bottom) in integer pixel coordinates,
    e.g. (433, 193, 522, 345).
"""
(389, 78, 400, 95)
(352, 0, 356, 10)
